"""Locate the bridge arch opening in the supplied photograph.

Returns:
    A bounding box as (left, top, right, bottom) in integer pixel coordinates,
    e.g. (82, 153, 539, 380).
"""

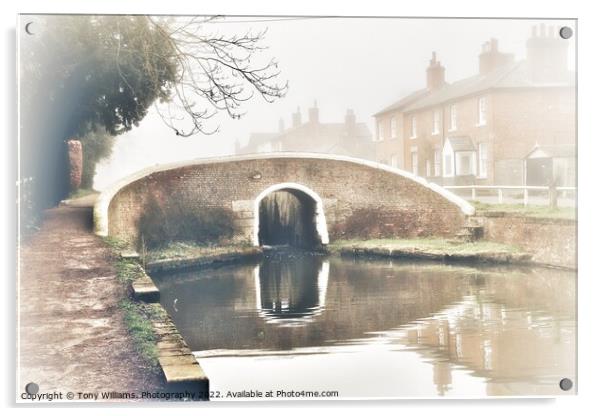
(253, 183, 329, 248)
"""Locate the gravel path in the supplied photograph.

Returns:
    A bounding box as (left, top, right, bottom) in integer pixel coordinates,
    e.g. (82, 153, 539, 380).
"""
(18, 204, 163, 399)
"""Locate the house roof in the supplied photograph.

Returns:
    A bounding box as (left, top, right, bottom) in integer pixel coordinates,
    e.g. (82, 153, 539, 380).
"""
(526, 144, 575, 159)
(372, 88, 429, 117)
(374, 60, 575, 116)
(446, 136, 475, 152)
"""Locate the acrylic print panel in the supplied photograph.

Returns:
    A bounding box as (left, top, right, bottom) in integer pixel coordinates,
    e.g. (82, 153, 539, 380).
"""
(17, 15, 576, 402)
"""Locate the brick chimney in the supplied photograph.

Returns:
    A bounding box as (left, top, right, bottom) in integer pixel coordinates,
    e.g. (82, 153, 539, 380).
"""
(308, 100, 319, 124)
(526, 24, 569, 83)
(292, 106, 302, 128)
(479, 38, 514, 75)
(426, 52, 446, 91)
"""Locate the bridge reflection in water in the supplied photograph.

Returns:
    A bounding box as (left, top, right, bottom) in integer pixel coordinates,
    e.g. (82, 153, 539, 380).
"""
(153, 254, 575, 397)
(254, 253, 329, 326)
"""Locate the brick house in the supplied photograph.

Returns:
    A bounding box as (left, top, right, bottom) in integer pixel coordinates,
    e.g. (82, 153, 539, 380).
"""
(237, 102, 375, 160)
(373, 24, 575, 186)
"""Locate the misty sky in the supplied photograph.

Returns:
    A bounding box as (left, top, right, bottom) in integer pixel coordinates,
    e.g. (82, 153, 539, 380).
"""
(94, 17, 576, 190)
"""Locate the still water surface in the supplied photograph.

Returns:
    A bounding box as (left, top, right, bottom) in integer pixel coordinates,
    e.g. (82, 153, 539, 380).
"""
(153, 251, 576, 398)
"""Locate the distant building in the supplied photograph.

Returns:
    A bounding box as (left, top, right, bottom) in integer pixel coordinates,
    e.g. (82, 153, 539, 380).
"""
(236, 102, 376, 160)
(373, 24, 575, 186)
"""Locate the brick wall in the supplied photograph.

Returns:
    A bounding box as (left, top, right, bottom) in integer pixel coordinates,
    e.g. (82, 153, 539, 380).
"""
(105, 156, 468, 245)
(491, 88, 576, 161)
(480, 213, 576, 268)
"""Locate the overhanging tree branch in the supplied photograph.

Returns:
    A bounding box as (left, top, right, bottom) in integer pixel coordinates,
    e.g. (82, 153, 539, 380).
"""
(143, 16, 288, 137)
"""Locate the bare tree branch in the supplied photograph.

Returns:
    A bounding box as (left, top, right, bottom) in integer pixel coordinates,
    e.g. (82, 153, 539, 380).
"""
(140, 16, 288, 137)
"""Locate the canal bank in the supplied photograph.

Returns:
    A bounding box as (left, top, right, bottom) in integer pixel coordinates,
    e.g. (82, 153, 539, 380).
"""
(105, 243, 210, 399)
(144, 243, 263, 274)
(141, 237, 536, 271)
(328, 239, 532, 265)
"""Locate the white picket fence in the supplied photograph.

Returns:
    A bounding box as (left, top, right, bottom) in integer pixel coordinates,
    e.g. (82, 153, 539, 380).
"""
(443, 185, 576, 206)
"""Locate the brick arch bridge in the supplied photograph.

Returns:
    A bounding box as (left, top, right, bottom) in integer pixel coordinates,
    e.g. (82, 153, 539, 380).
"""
(94, 153, 474, 246)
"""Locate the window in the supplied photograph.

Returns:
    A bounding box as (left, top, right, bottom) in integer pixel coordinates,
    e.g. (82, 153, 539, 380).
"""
(432, 110, 440, 134)
(390, 117, 397, 139)
(456, 152, 476, 176)
(434, 150, 441, 176)
(410, 116, 417, 139)
(426, 159, 432, 177)
(449, 104, 457, 131)
(478, 97, 487, 126)
(391, 154, 399, 168)
(377, 121, 384, 141)
(411, 151, 418, 175)
(478, 142, 488, 178)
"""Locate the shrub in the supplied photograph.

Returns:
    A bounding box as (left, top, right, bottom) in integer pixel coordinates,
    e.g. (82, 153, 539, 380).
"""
(137, 192, 237, 249)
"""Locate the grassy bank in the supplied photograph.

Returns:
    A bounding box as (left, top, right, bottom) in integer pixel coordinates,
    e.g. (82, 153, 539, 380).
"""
(146, 241, 255, 262)
(329, 238, 531, 264)
(472, 201, 576, 220)
(103, 236, 161, 375)
(144, 241, 262, 273)
(118, 300, 162, 373)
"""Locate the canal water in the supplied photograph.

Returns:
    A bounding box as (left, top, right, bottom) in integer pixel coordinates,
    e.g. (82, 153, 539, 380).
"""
(152, 251, 576, 398)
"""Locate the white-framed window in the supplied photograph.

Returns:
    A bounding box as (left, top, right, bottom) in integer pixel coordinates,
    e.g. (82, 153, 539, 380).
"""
(426, 159, 432, 177)
(478, 97, 487, 126)
(449, 104, 457, 131)
(434, 150, 441, 176)
(478, 142, 488, 178)
(390, 117, 397, 139)
(390, 154, 399, 168)
(377, 121, 384, 141)
(411, 148, 418, 175)
(432, 110, 440, 135)
(410, 116, 417, 139)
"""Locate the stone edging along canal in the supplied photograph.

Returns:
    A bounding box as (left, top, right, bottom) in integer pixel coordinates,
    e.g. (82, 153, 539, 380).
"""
(126, 247, 264, 400)
(127, 259, 209, 399)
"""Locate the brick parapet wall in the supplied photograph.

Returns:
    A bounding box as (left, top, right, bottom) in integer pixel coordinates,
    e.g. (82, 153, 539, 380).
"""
(97, 154, 473, 246)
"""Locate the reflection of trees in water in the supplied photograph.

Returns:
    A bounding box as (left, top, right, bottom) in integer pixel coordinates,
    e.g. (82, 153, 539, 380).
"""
(258, 191, 320, 248)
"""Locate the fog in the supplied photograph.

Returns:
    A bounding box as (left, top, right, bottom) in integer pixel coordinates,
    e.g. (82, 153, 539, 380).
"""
(94, 17, 575, 189)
